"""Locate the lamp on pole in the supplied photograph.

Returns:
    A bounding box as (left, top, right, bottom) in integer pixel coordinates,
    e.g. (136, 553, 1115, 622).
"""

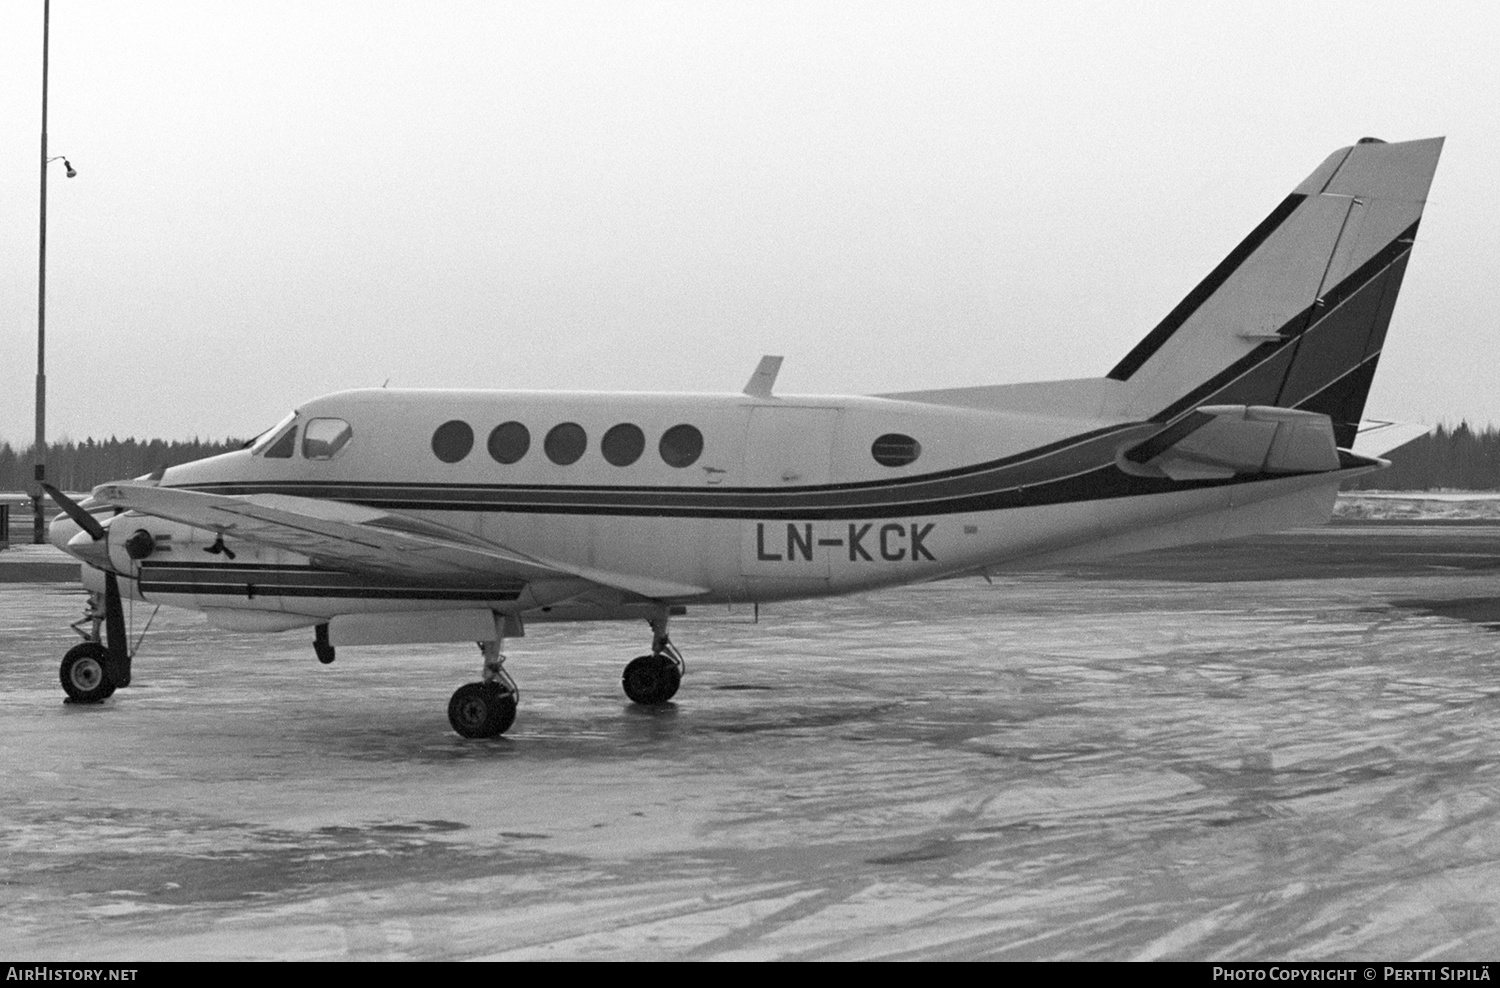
(33, 0, 77, 543)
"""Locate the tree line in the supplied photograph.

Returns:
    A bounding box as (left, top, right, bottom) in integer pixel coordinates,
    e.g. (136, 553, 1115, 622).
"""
(2, 422, 1499, 493)
(1341, 422, 1500, 490)
(0, 437, 244, 493)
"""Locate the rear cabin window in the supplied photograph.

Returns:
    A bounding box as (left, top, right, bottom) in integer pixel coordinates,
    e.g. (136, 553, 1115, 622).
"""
(871, 433, 921, 467)
(544, 423, 587, 465)
(658, 424, 703, 468)
(302, 418, 353, 460)
(432, 420, 475, 463)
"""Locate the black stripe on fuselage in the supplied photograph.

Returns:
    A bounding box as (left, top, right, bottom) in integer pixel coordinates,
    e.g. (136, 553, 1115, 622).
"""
(1147, 220, 1418, 425)
(138, 561, 525, 600)
(1108, 193, 1309, 382)
(173, 460, 1328, 522)
(177, 421, 1158, 520)
(141, 585, 522, 601)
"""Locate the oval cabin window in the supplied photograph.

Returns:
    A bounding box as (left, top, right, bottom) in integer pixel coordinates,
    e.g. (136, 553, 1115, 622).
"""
(544, 423, 588, 465)
(601, 423, 646, 467)
(487, 421, 530, 464)
(658, 424, 703, 468)
(871, 433, 921, 467)
(432, 420, 475, 463)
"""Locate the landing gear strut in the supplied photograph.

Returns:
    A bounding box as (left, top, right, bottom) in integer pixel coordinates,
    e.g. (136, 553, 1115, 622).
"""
(622, 611, 685, 706)
(447, 614, 520, 738)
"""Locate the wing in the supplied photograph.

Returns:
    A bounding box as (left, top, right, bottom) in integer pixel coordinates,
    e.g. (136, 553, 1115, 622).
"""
(92, 483, 709, 600)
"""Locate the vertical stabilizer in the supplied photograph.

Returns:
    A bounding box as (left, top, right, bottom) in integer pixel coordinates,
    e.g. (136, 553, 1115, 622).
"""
(1108, 137, 1443, 447)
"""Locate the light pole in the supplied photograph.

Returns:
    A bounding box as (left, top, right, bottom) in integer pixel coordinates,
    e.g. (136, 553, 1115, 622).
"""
(33, 0, 76, 543)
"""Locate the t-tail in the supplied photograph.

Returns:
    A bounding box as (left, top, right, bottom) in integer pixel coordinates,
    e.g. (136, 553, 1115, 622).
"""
(1107, 136, 1443, 449)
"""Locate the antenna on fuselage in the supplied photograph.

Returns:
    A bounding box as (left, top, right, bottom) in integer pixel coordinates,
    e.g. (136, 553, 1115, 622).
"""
(742, 355, 783, 398)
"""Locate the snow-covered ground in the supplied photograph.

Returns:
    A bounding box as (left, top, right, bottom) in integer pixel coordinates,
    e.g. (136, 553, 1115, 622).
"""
(8, 526, 1500, 960)
(1335, 490, 1500, 521)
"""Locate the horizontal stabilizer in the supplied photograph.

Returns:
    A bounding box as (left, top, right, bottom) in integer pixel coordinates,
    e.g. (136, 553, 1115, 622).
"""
(1121, 405, 1340, 481)
(1351, 418, 1431, 458)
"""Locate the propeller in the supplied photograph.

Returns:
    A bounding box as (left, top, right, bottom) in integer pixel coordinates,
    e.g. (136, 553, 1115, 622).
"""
(41, 484, 133, 688)
(42, 482, 105, 540)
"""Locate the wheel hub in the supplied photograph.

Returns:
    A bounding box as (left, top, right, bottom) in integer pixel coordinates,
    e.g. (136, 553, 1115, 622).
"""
(454, 695, 488, 730)
(69, 658, 103, 691)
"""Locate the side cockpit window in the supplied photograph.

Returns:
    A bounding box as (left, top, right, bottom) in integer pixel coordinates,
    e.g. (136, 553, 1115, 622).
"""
(302, 418, 354, 460)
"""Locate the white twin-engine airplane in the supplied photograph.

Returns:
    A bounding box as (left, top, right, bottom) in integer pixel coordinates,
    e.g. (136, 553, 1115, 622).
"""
(45, 136, 1443, 738)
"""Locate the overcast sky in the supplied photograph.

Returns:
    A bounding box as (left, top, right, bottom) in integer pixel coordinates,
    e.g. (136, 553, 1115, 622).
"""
(2, 0, 1497, 445)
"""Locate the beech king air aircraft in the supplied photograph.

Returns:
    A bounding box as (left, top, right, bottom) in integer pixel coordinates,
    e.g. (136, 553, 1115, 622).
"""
(44, 136, 1443, 738)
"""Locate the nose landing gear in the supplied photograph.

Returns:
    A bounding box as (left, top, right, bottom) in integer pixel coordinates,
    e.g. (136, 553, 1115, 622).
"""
(57, 573, 143, 704)
(43, 486, 145, 704)
(60, 641, 116, 704)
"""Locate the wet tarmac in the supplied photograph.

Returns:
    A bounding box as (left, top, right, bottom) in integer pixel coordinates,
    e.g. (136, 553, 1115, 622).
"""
(4, 524, 1500, 960)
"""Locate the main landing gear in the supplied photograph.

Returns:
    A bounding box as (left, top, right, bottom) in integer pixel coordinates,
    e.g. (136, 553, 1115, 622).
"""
(447, 616, 521, 739)
(621, 613, 685, 706)
(444, 610, 688, 738)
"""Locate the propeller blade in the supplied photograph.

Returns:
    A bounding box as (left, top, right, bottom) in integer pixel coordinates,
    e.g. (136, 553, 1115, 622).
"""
(41, 483, 106, 541)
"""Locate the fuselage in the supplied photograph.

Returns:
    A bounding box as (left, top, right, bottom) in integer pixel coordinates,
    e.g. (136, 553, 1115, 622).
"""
(59, 386, 1353, 624)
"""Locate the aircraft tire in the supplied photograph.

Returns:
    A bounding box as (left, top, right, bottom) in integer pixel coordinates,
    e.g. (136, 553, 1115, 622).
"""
(447, 682, 517, 738)
(622, 654, 681, 706)
(60, 643, 116, 704)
